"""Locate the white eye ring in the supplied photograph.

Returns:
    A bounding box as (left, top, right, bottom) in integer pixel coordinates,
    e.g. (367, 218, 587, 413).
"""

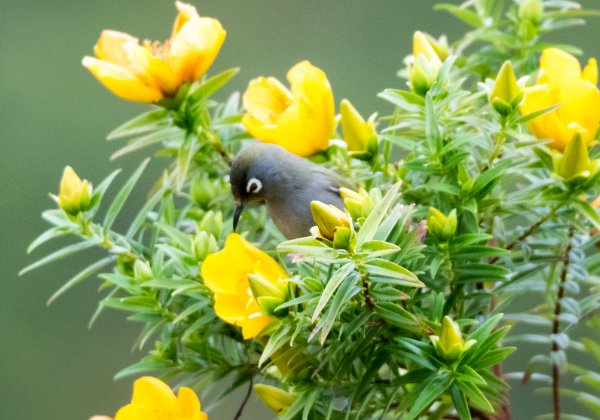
(246, 178, 263, 194)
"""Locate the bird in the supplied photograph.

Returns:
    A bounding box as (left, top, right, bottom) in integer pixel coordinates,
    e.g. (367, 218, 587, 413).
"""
(230, 143, 348, 239)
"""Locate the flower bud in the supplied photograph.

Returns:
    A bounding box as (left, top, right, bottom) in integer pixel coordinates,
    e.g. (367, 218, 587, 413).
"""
(410, 54, 437, 96)
(190, 174, 223, 210)
(519, 0, 544, 23)
(413, 31, 442, 70)
(197, 210, 223, 238)
(310, 201, 351, 242)
(340, 99, 377, 153)
(57, 166, 93, 216)
(427, 208, 457, 242)
(253, 384, 296, 416)
(248, 273, 288, 316)
(554, 132, 599, 180)
(491, 61, 521, 116)
(518, 19, 537, 43)
(430, 316, 476, 362)
(133, 259, 153, 281)
(193, 231, 219, 261)
(340, 187, 374, 219)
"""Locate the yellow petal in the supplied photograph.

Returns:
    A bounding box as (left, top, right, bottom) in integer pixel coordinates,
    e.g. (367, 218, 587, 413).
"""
(558, 80, 600, 143)
(213, 292, 246, 324)
(521, 84, 570, 149)
(169, 16, 226, 83)
(241, 114, 280, 144)
(131, 377, 178, 413)
(240, 314, 272, 339)
(539, 48, 582, 89)
(177, 386, 202, 418)
(82, 57, 163, 103)
(94, 30, 141, 68)
(243, 77, 292, 124)
(201, 233, 256, 294)
(582, 58, 598, 85)
(172, 1, 200, 37)
(114, 403, 154, 420)
(59, 166, 83, 199)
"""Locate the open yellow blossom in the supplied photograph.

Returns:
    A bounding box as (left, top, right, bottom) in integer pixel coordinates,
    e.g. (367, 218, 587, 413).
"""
(201, 233, 287, 339)
(82, 2, 226, 103)
(242, 60, 335, 157)
(521, 48, 600, 149)
(114, 376, 207, 420)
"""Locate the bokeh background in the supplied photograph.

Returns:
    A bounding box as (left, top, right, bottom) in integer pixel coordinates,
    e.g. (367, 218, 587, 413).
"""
(1, 0, 599, 418)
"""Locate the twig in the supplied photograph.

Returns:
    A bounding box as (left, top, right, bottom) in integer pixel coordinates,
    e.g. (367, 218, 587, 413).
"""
(490, 204, 563, 264)
(551, 227, 574, 420)
(233, 375, 254, 420)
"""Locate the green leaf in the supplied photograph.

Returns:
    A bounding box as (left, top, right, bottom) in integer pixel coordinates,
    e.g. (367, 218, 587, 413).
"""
(27, 226, 72, 254)
(102, 158, 150, 230)
(359, 240, 400, 257)
(278, 236, 334, 258)
(47, 257, 114, 305)
(366, 259, 424, 287)
(513, 104, 561, 125)
(259, 323, 290, 366)
(189, 68, 240, 101)
(456, 380, 494, 413)
(88, 169, 122, 212)
(20, 241, 96, 276)
(111, 127, 182, 160)
(126, 184, 170, 239)
(107, 109, 170, 140)
(451, 385, 471, 420)
(425, 93, 441, 152)
(406, 374, 453, 420)
(434, 4, 483, 27)
(114, 356, 175, 380)
(573, 200, 600, 228)
(358, 181, 402, 246)
(311, 262, 355, 323)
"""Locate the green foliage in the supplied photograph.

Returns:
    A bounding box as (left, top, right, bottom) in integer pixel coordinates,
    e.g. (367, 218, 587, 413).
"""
(23, 0, 600, 418)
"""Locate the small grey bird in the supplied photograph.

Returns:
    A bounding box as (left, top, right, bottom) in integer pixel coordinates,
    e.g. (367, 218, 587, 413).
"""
(230, 143, 348, 239)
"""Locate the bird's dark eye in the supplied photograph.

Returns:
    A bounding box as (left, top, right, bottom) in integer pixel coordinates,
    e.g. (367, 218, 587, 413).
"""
(246, 177, 263, 194)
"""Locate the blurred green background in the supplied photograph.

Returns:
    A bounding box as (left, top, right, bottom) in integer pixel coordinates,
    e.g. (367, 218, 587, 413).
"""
(1, 0, 598, 418)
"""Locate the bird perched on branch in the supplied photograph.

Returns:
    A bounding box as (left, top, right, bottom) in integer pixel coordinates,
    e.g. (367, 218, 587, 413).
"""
(230, 143, 348, 239)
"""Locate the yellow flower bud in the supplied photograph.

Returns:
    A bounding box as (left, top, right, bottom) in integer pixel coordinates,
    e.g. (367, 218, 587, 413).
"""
(554, 132, 599, 180)
(431, 316, 476, 362)
(519, 0, 544, 23)
(427, 208, 457, 242)
(340, 187, 371, 219)
(340, 99, 377, 153)
(491, 61, 521, 116)
(413, 31, 442, 70)
(57, 166, 93, 216)
(253, 384, 296, 416)
(310, 201, 351, 242)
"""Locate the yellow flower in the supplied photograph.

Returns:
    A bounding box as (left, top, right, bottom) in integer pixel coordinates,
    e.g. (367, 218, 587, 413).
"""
(242, 60, 335, 157)
(114, 376, 207, 420)
(57, 166, 92, 215)
(521, 48, 600, 150)
(82, 2, 226, 103)
(201, 233, 287, 339)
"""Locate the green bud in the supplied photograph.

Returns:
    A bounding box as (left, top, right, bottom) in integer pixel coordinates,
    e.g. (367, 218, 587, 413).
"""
(518, 19, 537, 43)
(57, 166, 93, 216)
(427, 208, 457, 242)
(133, 259, 153, 281)
(519, 0, 544, 23)
(197, 210, 223, 238)
(332, 226, 356, 251)
(248, 273, 288, 316)
(254, 384, 296, 416)
(554, 132, 598, 179)
(491, 61, 520, 116)
(410, 54, 437, 96)
(193, 231, 218, 261)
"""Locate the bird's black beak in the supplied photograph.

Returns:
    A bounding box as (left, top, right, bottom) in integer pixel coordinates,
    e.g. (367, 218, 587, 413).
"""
(233, 203, 244, 232)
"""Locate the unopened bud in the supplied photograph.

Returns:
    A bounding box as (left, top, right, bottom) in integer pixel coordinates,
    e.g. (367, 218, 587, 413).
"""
(431, 316, 476, 362)
(133, 259, 153, 281)
(310, 201, 351, 242)
(340, 99, 377, 153)
(193, 231, 218, 261)
(410, 54, 437, 96)
(554, 132, 598, 180)
(198, 210, 223, 238)
(519, 0, 544, 23)
(491, 61, 521, 116)
(427, 208, 457, 242)
(57, 166, 93, 216)
(254, 384, 296, 416)
(413, 31, 442, 70)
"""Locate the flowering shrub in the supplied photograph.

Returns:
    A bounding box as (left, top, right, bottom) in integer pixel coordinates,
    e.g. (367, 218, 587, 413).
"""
(23, 0, 600, 418)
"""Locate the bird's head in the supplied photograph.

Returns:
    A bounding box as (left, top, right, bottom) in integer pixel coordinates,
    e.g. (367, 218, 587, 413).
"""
(230, 143, 284, 231)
